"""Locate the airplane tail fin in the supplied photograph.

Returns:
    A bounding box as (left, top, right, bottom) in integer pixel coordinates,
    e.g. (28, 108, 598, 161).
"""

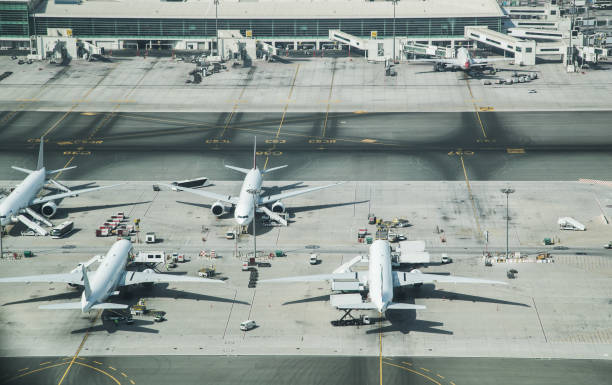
(37, 137, 44, 170)
(225, 165, 251, 174)
(46, 166, 77, 176)
(82, 265, 92, 299)
(11, 166, 34, 174)
(39, 302, 82, 310)
(262, 165, 288, 174)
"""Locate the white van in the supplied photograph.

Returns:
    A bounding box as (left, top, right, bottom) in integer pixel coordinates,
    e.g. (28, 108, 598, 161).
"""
(240, 320, 256, 331)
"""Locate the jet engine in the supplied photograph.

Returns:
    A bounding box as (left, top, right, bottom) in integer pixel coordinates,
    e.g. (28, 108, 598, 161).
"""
(41, 201, 58, 218)
(211, 201, 228, 217)
(271, 200, 286, 213)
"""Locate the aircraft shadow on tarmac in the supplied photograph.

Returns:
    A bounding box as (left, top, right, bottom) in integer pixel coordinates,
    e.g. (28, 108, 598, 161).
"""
(282, 294, 330, 306)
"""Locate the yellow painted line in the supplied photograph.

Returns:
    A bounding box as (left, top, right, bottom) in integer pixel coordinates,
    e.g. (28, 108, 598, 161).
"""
(110, 99, 135, 103)
(81, 112, 97, 116)
(322, 66, 336, 138)
(42, 110, 72, 137)
(436, 374, 445, 379)
(479, 106, 494, 111)
(361, 139, 377, 143)
(73, 362, 121, 385)
(460, 154, 482, 238)
(16, 98, 38, 102)
(130, 380, 136, 385)
(57, 141, 73, 146)
(401, 361, 413, 366)
(353, 110, 367, 114)
(450, 382, 456, 385)
(507, 148, 525, 154)
(121, 372, 128, 378)
(72, 99, 89, 103)
(108, 366, 117, 371)
(93, 360, 103, 365)
(57, 333, 89, 385)
(384, 362, 442, 385)
(263, 64, 300, 170)
(8, 362, 68, 382)
(420, 367, 431, 372)
(18, 367, 29, 372)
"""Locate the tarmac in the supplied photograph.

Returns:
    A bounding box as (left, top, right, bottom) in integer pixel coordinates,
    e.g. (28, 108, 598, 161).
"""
(0, 55, 611, 384)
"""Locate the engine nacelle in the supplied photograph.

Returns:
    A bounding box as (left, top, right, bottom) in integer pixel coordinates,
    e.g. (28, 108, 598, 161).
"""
(271, 200, 286, 213)
(41, 201, 58, 218)
(211, 201, 228, 217)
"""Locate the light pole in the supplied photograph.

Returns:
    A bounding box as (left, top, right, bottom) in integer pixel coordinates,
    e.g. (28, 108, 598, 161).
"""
(392, 0, 398, 62)
(501, 188, 515, 258)
(214, 0, 219, 56)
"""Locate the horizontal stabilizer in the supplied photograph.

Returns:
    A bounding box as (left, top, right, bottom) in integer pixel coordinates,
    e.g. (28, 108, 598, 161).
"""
(387, 303, 426, 310)
(39, 302, 82, 310)
(225, 165, 251, 174)
(46, 166, 77, 175)
(262, 165, 288, 174)
(11, 166, 34, 174)
(91, 303, 129, 309)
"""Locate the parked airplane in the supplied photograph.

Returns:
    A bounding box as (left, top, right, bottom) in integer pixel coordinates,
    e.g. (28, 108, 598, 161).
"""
(413, 47, 512, 73)
(0, 239, 224, 312)
(0, 138, 121, 235)
(261, 240, 506, 313)
(163, 138, 345, 226)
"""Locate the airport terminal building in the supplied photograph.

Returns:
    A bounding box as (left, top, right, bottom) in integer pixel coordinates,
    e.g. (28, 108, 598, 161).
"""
(1, 0, 506, 51)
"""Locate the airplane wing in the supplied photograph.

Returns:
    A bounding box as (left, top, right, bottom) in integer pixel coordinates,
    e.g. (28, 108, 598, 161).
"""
(160, 184, 238, 205)
(31, 183, 124, 205)
(259, 182, 346, 205)
(393, 271, 507, 287)
(336, 301, 425, 310)
(409, 58, 456, 64)
(120, 270, 225, 286)
(0, 273, 83, 285)
(472, 57, 513, 64)
(259, 274, 336, 283)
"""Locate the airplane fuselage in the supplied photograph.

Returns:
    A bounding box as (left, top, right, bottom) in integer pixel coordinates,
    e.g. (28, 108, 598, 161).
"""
(81, 239, 131, 311)
(234, 168, 263, 226)
(0, 168, 46, 226)
(368, 240, 394, 312)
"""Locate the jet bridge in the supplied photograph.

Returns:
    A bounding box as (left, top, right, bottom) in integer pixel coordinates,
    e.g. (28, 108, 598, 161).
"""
(465, 26, 537, 65)
(328, 29, 396, 62)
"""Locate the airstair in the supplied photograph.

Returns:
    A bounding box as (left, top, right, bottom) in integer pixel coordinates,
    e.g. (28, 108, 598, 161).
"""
(16, 215, 48, 236)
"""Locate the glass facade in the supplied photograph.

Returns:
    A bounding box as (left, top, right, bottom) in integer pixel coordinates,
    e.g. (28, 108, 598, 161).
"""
(30, 16, 503, 39)
(0, 2, 29, 37)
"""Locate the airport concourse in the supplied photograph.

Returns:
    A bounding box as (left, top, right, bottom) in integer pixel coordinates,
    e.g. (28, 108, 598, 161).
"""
(0, 0, 612, 384)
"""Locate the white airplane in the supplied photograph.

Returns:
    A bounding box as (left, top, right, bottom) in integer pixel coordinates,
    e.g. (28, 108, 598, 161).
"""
(0, 239, 224, 312)
(164, 138, 345, 226)
(0, 138, 122, 235)
(261, 240, 506, 313)
(413, 47, 512, 73)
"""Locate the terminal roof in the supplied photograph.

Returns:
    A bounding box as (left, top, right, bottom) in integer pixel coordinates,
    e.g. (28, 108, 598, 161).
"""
(35, 0, 504, 19)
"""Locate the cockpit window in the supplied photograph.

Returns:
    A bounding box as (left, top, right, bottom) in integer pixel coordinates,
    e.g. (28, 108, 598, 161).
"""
(237, 215, 249, 219)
